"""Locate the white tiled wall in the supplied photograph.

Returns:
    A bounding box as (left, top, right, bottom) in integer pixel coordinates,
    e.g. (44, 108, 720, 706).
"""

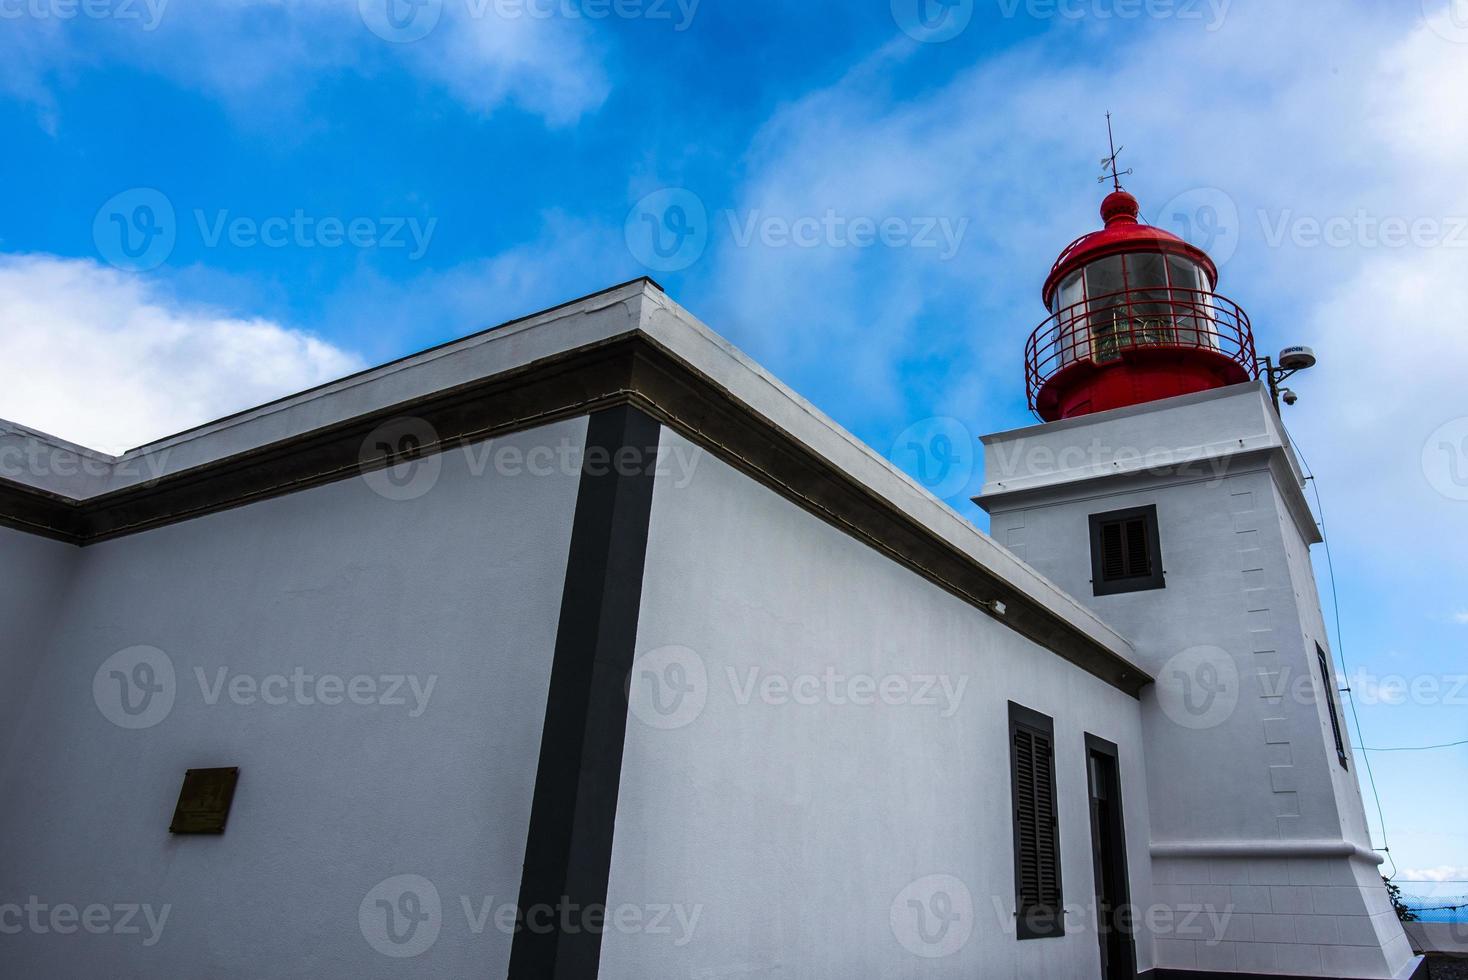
(1149, 854, 1416, 978)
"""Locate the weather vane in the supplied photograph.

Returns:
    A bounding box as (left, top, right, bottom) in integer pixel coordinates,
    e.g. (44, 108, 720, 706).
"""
(1099, 112, 1133, 191)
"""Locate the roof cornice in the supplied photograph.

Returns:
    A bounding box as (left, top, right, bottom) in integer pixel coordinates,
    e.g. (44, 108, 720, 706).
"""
(0, 279, 1147, 695)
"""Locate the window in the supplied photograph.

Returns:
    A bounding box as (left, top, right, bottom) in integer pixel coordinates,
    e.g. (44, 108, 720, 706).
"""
(1317, 645, 1349, 770)
(1089, 505, 1165, 596)
(1010, 702, 1064, 940)
(1084, 256, 1127, 363)
(1123, 252, 1174, 347)
(1165, 254, 1205, 294)
(1058, 271, 1084, 313)
(1055, 271, 1086, 366)
(1166, 254, 1216, 349)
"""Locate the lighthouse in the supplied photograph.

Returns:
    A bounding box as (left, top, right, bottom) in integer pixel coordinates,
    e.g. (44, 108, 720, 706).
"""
(0, 182, 1427, 977)
(1030, 186, 1257, 422)
(979, 175, 1421, 978)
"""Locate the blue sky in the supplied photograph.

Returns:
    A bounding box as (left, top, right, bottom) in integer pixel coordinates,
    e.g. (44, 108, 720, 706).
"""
(2, 0, 1465, 896)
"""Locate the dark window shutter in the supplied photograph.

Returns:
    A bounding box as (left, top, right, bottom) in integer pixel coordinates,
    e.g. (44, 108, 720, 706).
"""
(1090, 505, 1165, 596)
(1010, 703, 1063, 940)
(1101, 522, 1126, 580)
(1014, 727, 1040, 908)
(1123, 518, 1150, 577)
(1317, 645, 1349, 770)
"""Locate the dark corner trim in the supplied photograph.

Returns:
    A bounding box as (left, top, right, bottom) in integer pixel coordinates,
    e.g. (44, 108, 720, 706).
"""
(508, 404, 661, 980)
(1145, 960, 1430, 980)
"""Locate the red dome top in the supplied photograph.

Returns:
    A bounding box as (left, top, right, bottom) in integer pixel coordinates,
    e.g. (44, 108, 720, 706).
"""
(1041, 190, 1218, 307)
(1025, 187, 1259, 422)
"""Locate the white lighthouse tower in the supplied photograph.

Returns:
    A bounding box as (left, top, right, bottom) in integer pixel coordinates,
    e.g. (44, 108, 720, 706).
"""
(977, 179, 1420, 978)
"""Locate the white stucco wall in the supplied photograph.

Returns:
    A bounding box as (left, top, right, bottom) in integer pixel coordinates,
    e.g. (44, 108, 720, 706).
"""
(989, 469, 1413, 975)
(0, 527, 78, 770)
(980, 387, 1415, 978)
(600, 429, 1154, 980)
(0, 418, 586, 979)
(989, 464, 1348, 844)
(1266, 478, 1375, 852)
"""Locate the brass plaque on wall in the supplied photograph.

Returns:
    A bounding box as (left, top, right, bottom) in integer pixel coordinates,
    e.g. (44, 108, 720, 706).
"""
(169, 767, 240, 835)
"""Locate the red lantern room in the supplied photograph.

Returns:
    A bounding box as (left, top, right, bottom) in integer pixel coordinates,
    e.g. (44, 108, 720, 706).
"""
(1025, 188, 1259, 422)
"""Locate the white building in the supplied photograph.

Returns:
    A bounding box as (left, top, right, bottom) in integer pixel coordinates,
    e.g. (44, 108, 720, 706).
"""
(0, 192, 1424, 979)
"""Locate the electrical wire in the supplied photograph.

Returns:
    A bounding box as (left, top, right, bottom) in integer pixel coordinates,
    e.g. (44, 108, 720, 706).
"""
(1407, 901, 1468, 913)
(1287, 429, 1398, 879)
(1363, 739, 1468, 753)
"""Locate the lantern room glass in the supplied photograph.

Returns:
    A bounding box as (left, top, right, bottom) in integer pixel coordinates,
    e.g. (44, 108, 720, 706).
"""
(1051, 251, 1216, 368)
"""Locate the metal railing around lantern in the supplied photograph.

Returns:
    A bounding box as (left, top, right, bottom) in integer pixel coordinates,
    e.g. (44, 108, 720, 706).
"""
(1025, 286, 1260, 413)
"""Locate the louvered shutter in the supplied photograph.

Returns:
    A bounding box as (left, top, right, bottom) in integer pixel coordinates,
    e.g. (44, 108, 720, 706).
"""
(1122, 517, 1151, 578)
(1031, 729, 1060, 910)
(1100, 521, 1126, 580)
(1011, 703, 1063, 940)
(1014, 727, 1041, 910)
(1317, 645, 1349, 769)
(1090, 506, 1164, 596)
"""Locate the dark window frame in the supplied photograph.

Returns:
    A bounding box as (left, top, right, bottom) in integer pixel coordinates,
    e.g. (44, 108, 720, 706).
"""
(1316, 644, 1349, 770)
(1084, 734, 1137, 980)
(1010, 702, 1064, 940)
(1089, 505, 1165, 596)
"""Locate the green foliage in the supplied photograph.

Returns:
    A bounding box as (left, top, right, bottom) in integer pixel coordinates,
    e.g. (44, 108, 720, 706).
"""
(1384, 877, 1418, 922)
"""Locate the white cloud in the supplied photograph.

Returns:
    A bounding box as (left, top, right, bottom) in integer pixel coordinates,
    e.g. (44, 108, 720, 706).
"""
(0, 255, 364, 454)
(1400, 866, 1468, 884)
(422, 5, 609, 125)
(688, 3, 1468, 881)
(1453, 612, 1468, 625)
(319, 212, 631, 361)
(0, 0, 609, 130)
(700, 6, 1468, 563)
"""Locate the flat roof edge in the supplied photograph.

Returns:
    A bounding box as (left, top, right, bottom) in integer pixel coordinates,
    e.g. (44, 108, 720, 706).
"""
(0, 280, 1146, 693)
